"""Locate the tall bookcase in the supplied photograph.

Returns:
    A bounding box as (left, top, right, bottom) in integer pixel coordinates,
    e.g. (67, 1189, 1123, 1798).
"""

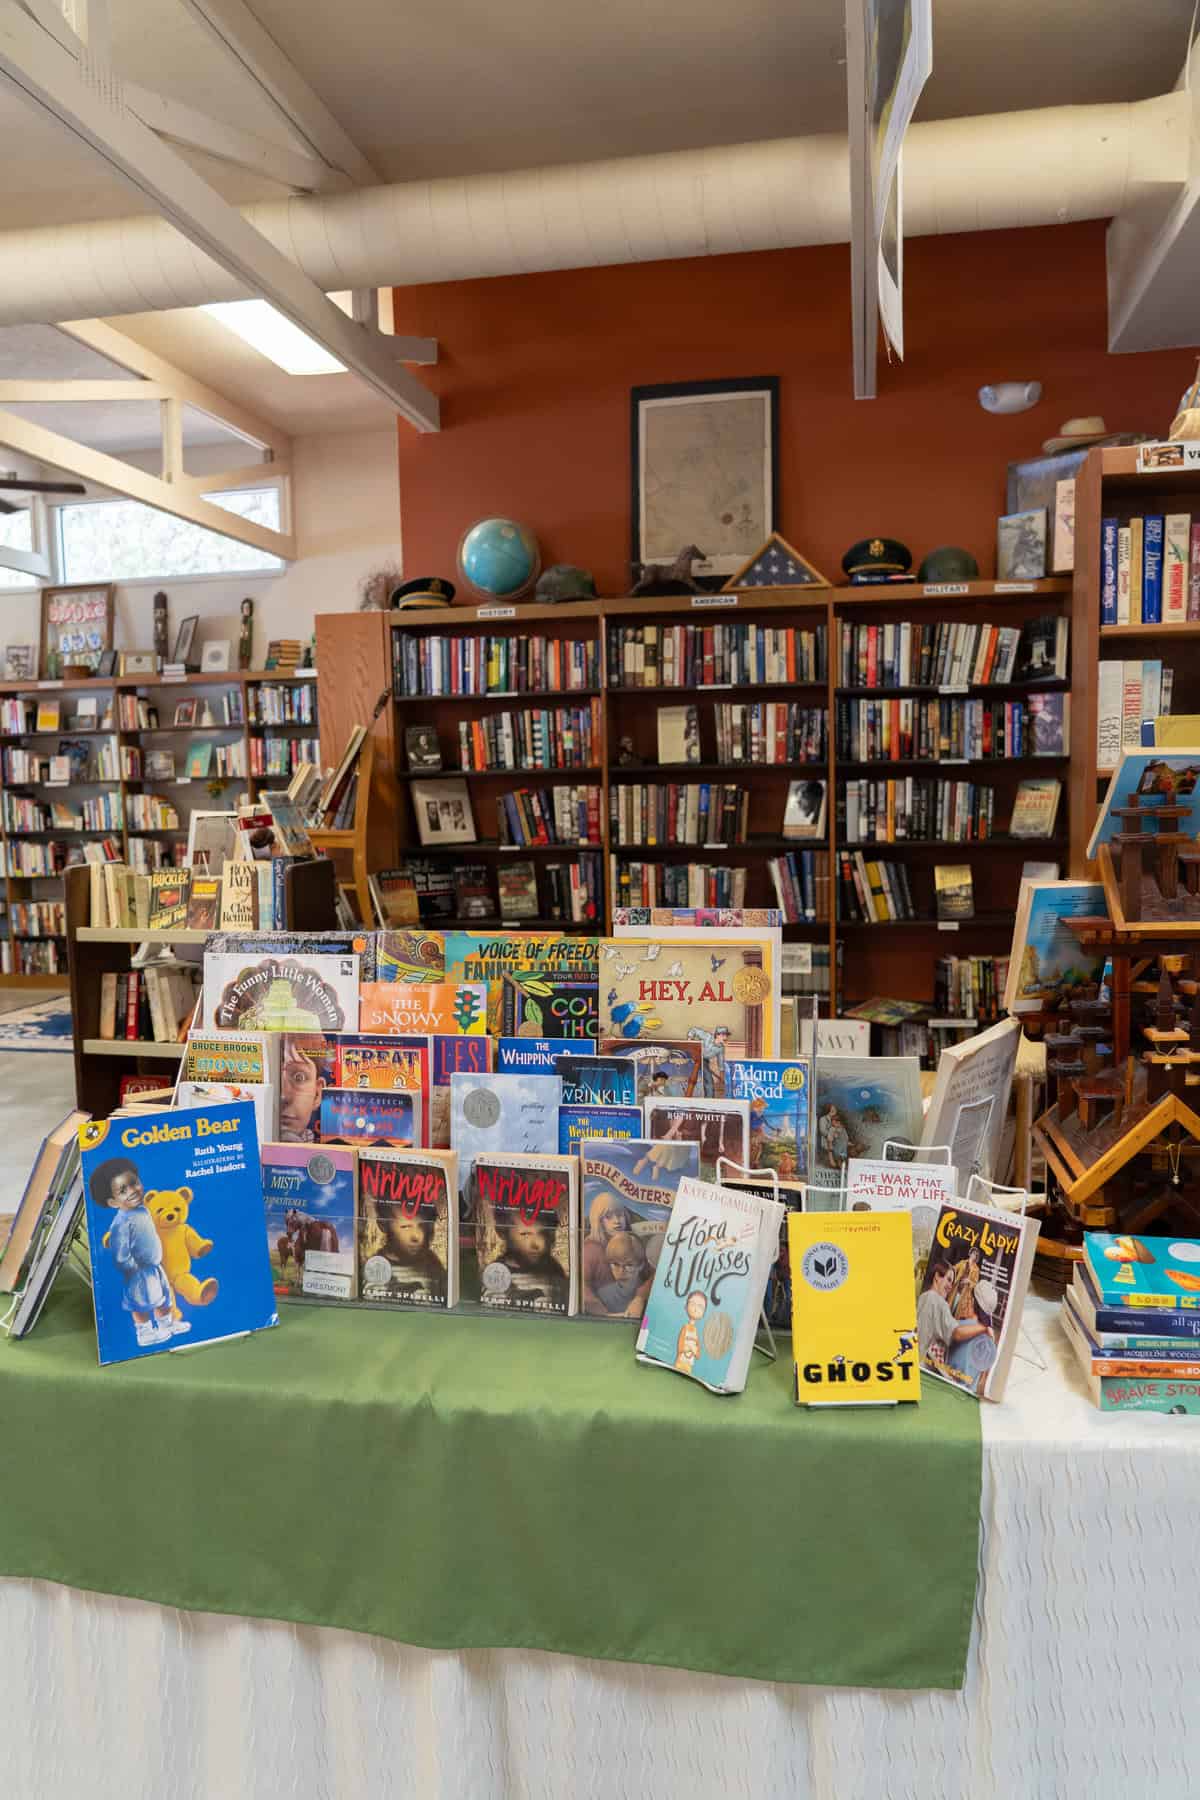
(1069, 443, 1200, 873)
(0, 668, 319, 986)
(318, 577, 1070, 1016)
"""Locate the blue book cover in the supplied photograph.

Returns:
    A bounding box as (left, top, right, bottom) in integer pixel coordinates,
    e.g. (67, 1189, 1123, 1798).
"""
(558, 1104, 643, 1156)
(497, 1036, 592, 1075)
(319, 1088, 415, 1148)
(553, 1053, 637, 1105)
(580, 1135, 699, 1320)
(1100, 516, 1118, 624)
(1086, 753, 1200, 859)
(1008, 880, 1108, 1011)
(261, 1142, 357, 1300)
(1142, 515, 1165, 623)
(80, 1103, 276, 1366)
(727, 1058, 811, 1180)
(1077, 1263, 1200, 1341)
(1084, 1234, 1200, 1310)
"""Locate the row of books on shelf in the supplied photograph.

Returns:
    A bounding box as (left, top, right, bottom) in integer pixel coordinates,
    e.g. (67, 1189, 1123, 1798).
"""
(936, 952, 1011, 1023)
(837, 852, 919, 923)
(375, 855, 602, 926)
(247, 683, 317, 724)
(606, 620, 826, 689)
(767, 849, 831, 923)
(712, 702, 826, 765)
(834, 692, 1069, 762)
(840, 775, 1061, 843)
(1100, 513, 1198, 625)
(1, 792, 184, 834)
(1095, 659, 1176, 765)
(609, 782, 753, 848)
(392, 630, 599, 697)
(838, 997, 979, 1068)
(1, 696, 113, 735)
(118, 692, 243, 730)
(9, 899, 65, 938)
(248, 736, 313, 778)
(836, 613, 1069, 689)
(497, 784, 601, 847)
(456, 700, 601, 771)
(614, 861, 750, 910)
(1, 938, 62, 975)
(2, 836, 122, 877)
(88, 855, 304, 933)
(4, 740, 126, 784)
(97, 964, 201, 1044)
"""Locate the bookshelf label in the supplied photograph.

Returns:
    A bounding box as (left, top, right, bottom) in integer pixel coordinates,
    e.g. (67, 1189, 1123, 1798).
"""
(476, 606, 516, 619)
(37, 680, 63, 689)
(691, 595, 738, 608)
(922, 583, 969, 596)
(993, 581, 1036, 593)
(162, 672, 188, 683)
(782, 944, 813, 975)
(937, 921, 961, 932)
(938, 684, 969, 696)
(1137, 441, 1200, 472)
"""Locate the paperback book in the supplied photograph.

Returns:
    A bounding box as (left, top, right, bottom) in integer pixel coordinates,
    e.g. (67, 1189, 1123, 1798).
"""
(916, 1197, 1040, 1401)
(844, 1156, 958, 1277)
(448, 1070, 561, 1223)
(262, 1142, 358, 1300)
(203, 952, 361, 1032)
(580, 1135, 700, 1320)
(810, 1056, 923, 1200)
(358, 1147, 458, 1307)
(1082, 1233, 1200, 1310)
(500, 972, 598, 1040)
(726, 1058, 810, 1180)
(319, 1088, 417, 1149)
(430, 1034, 491, 1149)
(1060, 1300, 1200, 1413)
(175, 1079, 275, 1146)
(635, 1175, 784, 1394)
(0, 1111, 88, 1293)
(557, 1103, 643, 1155)
(789, 1211, 920, 1406)
(497, 1036, 592, 1076)
(474, 1150, 578, 1315)
(553, 1052, 637, 1105)
(644, 1096, 751, 1182)
(359, 979, 488, 1036)
(80, 1102, 277, 1365)
(920, 1016, 1022, 1184)
(598, 1038, 702, 1101)
(1004, 878, 1107, 1013)
(1069, 1261, 1200, 1344)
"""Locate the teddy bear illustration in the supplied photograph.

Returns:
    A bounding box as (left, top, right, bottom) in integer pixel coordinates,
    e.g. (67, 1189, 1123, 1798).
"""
(146, 1187, 218, 1310)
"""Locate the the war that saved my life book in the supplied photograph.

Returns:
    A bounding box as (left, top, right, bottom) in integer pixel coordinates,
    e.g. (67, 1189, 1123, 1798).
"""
(580, 1135, 699, 1320)
(788, 1211, 920, 1407)
(261, 1141, 357, 1300)
(358, 1147, 458, 1307)
(636, 1175, 784, 1394)
(474, 1150, 578, 1316)
(79, 1102, 277, 1364)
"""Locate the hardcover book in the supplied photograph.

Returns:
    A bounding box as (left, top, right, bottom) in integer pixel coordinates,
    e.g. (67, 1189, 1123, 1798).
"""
(657, 704, 700, 765)
(474, 1150, 578, 1315)
(358, 1147, 458, 1307)
(1060, 1300, 1200, 1412)
(934, 864, 974, 921)
(726, 1058, 810, 1180)
(185, 875, 221, 931)
(789, 1211, 920, 1406)
(499, 972, 598, 1041)
(404, 725, 443, 771)
(643, 1095, 751, 1182)
(1087, 750, 1200, 859)
(598, 936, 777, 1083)
(80, 1102, 277, 1364)
(635, 1175, 784, 1394)
(781, 779, 827, 840)
(1027, 691, 1069, 755)
(1082, 1234, 1200, 1310)
(373, 928, 446, 983)
(261, 1141, 358, 1300)
(441, 930, 598, 1034)
(359, 979, 488, 1037)
(148, 868, 189, 930)
(430, 1034, 491, 1148)
(810, 1056, 923, 1199)
(1062, 1297, 1200, 1377)
(552, 1051, 636, 1105)
(181, 1030, 278, 1086)
(1070, 1261, 1200, 1344)
(843, 1156, 958, 1275)
(1003, 879, 1107, 1014)
(557, 1103, 643, 1155)
(319, 1088, 417, 1149)
(333, 1034, 426, 1094)
(0, 1111, 88, 1293)
(175, 1079, 275, 1146)
(916, 1197, 1040, 1401)
(1009, 778, 1062, 838)
(597, 1037, 703, 1101)
(496, 859, 540, 920)
(203, 952, 360, 1033)
(498, 1036, 594, 1076)
(580, 1135, 700, 1319)
(218, 861, 258, 930)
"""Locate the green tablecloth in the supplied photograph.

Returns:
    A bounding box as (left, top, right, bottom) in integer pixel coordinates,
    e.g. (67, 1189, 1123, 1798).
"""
(0, 1280, 981, 1690)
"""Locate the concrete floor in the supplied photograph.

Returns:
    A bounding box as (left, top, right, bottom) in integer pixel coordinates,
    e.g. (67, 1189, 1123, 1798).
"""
(0, 990, 76, 1212)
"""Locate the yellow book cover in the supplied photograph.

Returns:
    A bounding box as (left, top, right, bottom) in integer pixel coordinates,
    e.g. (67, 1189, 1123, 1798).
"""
(1129, 515, 1144, 624)
(789, 1212, 921, 1405)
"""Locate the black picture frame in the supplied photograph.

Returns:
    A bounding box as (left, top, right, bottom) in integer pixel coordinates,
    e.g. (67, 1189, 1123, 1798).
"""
(96, 648, 118, 676)
(630, 376, 779, 586)
(172, 613, 199, 663)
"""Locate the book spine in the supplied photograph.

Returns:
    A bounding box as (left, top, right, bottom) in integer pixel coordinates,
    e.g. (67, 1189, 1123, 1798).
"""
(1164, 512, 1191, 623)
(1116, 525, 1131, 626)
(1101, 517, 1118, 623)
(1142, 514, 1165, 624)
(1190, 523, 1200, 621)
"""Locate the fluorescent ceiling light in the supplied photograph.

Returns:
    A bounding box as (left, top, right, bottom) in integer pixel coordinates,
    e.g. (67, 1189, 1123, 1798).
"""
(202, 300, 345, 375)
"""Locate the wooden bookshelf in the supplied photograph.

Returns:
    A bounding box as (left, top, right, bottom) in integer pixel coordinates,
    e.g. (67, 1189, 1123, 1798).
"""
(0, 667, 319, 986)
(317, 577, 1070, 1014)
(1070, 445, 1200, 874)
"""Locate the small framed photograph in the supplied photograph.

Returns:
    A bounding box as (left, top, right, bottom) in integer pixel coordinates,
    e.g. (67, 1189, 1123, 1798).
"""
(121, 650, 159, 676)
(3, 644, 36, 681)
(411, 777, 476, 846)
(405, 725, 443, 770)
(96, 649, 118, 677)
(200, 640, 231, 672)
(186, 809, 239, 871)
(996, 509, 1048, 581)
(173, 698, 198, 727)
(782, 779, 827, 840)
(173, 614, 199, 664)
(145, 750, 176, 781)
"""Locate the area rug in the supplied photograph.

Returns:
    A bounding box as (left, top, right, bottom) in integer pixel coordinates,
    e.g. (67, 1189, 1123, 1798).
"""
(0, 998, 73, 1052)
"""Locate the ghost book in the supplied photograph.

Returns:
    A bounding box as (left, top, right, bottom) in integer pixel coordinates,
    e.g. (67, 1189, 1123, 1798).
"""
(358, 1147, 458, 1308)
(474, 1151, 579, 1316)
(79, 1102, 277, 1365)
(261, 1141, 358, 1301)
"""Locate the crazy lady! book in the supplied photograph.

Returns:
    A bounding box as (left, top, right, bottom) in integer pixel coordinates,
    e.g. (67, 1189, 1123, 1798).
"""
(79, 1102, 277, 1365)
(635, 1175, 783, 1394)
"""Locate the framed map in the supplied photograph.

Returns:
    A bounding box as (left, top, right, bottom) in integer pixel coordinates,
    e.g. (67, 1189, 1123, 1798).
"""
(630, 378, 778, 581)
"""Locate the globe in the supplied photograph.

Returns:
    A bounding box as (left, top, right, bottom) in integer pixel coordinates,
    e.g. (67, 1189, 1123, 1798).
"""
(458, 517, 541, 600)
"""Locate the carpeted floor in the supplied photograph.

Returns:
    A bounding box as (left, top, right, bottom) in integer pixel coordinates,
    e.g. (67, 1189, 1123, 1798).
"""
(0, 995, 72, 1049)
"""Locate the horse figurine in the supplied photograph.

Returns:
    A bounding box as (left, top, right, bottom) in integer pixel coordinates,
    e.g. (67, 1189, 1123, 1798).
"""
(630, 544, 707, 596)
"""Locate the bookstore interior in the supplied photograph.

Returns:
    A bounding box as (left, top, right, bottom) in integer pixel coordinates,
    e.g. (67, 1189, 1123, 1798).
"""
(6, 5, 1200, 1795)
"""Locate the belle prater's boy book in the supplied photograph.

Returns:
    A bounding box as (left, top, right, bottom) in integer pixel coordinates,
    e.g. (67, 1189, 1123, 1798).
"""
(552, 1052, 634, 1105)
(261, 1142, 357, 1300)
(474, 1150, 578, 1316)
(580, 1135, 699, 1320)
(358, 1147, 458, 1308)
(636, 1175, 783, 1394)
(727, 1058, 811, 1180)
(789, 1212, 920, 1407)
(643, 1096, 751, 1183)
(916, 1197, 1040, 1402)
(79, 1102, 276, 1365)
(557, 1104, 643, 1156)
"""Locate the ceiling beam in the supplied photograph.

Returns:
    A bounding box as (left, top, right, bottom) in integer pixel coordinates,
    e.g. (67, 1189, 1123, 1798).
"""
(124, 82, 344, 193)
(0, 379, 165, 401)
(0, 9, 439, 430)
(176, 0, 378, 184)
(0, 403, 295, 558)
(0, 541, 51, 579)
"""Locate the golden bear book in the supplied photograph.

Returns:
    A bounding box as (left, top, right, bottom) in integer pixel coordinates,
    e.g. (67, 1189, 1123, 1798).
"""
(788, 1211, 921, 1406)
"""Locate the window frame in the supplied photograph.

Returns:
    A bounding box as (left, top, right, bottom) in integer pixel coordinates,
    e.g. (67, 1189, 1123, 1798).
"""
(49, 479, 289, 588)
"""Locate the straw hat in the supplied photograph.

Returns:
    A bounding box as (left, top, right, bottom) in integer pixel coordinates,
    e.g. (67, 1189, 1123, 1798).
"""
(1041, 416, 1108, 455)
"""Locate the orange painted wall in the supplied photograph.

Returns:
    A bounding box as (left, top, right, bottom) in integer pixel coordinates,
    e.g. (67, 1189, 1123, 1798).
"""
(392, 222, 1194, 595)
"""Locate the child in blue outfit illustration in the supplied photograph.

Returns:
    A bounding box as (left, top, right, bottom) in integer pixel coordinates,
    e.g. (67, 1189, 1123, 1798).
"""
(90, 1156, 181, 1347)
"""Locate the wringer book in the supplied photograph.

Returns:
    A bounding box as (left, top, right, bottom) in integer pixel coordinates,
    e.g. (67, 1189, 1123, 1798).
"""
(358, 1147, 458, 1307)
(474, 1150, 578, 1315)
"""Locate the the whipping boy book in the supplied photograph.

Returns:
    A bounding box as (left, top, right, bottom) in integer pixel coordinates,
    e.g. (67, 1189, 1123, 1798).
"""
(635, 1175, 784, 1394)
(358, 1147, 458, 1307)
(79, 1102, 277, 1366)
(474, 1150, 579, 1316)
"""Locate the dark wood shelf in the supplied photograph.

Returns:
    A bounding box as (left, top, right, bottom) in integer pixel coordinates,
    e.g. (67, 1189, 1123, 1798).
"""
(838, 756, 1069, 772)
(835, 680, 1069, 696)
(5, 827, 117, 838)
(396, 766, 603, 781)
(615, 836, 817, 856)
(403, 839, 602, 855)
(433, 915, 597, 931)
(607, 679, 826, 696)
(135, 724, 244, 735)
(839, 835, 1067, 851)
(392, 687, 602, 705)
(838, 912, 1015, 930)
(8, 726, 117, 738)
(610, 761, 824, 778)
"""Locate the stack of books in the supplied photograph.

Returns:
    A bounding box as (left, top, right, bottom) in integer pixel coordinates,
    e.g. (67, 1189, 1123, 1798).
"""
(1062, 1234, 1200, 1413)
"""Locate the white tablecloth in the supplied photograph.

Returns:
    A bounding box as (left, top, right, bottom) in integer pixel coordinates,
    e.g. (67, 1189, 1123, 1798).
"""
(2, 1294, 1197, 1800)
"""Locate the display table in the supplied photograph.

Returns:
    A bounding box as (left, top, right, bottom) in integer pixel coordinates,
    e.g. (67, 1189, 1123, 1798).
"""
(3, 1292, 1196, 1799)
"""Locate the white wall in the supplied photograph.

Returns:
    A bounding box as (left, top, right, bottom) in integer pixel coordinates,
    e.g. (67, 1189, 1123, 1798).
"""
(0, 425, 401, 663)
